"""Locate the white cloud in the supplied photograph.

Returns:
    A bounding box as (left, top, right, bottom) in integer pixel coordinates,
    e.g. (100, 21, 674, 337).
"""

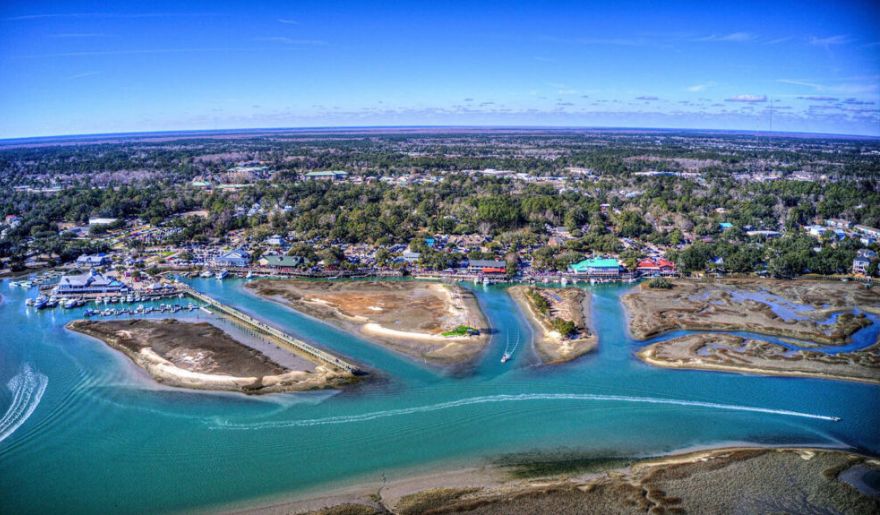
(808, 35, 851, 46)
(696, 32, 756, 43)
(725, 94, 767, 103)
(687, 81, 716, 92)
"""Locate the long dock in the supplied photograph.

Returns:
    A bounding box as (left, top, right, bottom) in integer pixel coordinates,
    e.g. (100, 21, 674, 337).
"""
(180, 286, 362, 375)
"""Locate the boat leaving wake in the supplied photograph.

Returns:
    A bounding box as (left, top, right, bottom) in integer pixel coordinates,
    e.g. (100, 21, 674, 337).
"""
(0, 365, 49, 444)
(210, 393, 840, 430)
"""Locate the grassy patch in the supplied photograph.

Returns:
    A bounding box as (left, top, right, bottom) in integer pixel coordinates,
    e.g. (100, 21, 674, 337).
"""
(442, 325, 478, 337)
(495, 450, 635, 479)
(396, 487, 481, 515)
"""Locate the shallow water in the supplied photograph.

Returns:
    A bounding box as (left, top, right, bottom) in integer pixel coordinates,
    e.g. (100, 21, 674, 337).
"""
(1, 279, 878, 514)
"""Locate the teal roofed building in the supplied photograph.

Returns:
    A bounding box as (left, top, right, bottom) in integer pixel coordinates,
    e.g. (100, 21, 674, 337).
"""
(568, 257, 622, 277)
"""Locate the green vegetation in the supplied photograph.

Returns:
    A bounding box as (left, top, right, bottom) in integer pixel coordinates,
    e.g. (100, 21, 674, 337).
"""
(550, 318, 578, 338)
(442, 325, 478, 337)
(0, 130, 877, 278)
(647, 277, 673, 289)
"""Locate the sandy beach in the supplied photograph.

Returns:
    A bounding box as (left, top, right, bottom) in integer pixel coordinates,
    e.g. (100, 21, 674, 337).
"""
(232, 446, 880, 514)
(68, 319, 352, 394)
(508, 286, 597, 363)
(638, 333, 880, 384)
(622, 278, 879, 344)
(247, 280, 490, 365)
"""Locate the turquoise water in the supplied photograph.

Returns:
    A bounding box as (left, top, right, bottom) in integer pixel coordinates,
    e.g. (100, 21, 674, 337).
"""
(1, 279, 879, 514)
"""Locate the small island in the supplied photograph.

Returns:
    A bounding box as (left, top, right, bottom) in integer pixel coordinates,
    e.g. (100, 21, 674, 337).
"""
(622, 278, 879, 344)
(639, 333, 880, 384)
(68, 319, 353, 394)
(508, 286, 597, 363)
(247, 280, 490, 365)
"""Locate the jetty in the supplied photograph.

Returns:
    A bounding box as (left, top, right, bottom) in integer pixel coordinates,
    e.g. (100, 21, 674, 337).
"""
(180, 285, 362, 375)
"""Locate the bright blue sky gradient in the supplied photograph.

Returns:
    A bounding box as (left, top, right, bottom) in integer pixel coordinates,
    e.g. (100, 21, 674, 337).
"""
(1, 0, 879, 138)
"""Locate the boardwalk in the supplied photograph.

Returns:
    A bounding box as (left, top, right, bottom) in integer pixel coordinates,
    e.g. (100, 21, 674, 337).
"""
(180, 286, 362, 375)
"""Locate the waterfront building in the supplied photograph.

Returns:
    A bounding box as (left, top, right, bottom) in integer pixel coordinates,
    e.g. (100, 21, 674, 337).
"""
(466, 259, 507, 274)
(636, 258, 676, 276)
(258, 255, 304, 272)
(55, 270, 127, 296)
(569, 257, 622, 277)
(212, 249, 251, 267)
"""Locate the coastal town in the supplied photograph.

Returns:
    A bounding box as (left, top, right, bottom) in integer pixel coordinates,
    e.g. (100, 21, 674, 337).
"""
(2, 129, 879, 515)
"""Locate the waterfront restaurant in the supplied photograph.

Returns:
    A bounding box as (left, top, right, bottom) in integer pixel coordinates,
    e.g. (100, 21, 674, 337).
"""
(466, 259, 507, 274)
(568, 257, 622, 278)
(636, 258, 677, 277)
(54, 270, 127, 296)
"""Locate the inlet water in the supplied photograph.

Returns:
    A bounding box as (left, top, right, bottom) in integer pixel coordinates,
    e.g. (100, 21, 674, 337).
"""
(1, 279, 878, 513)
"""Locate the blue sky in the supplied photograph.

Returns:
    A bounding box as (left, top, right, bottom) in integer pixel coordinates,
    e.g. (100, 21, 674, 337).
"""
(1, 0, 878, 138)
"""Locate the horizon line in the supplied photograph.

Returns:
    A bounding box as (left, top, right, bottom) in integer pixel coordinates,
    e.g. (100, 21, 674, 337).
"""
(2, 124, 879, 146)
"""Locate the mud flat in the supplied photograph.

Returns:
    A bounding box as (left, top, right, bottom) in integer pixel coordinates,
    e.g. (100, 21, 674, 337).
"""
(247, 280, 490, 365)
(67, 319, 352, 394)
(638, 333, 880, 384)
(508, 286, 597, 363)
(622, 278, 879, 344)
(241, 448, 880, 514)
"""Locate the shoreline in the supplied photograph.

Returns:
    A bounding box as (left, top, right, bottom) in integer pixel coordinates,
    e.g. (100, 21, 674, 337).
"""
(637, 337, 880, 385)
(224, 444, 880, 514)
(67, 319, 353, 395)
(246, 279, 491, 366)
(621, 278, 879, 345)
(507, 285, 597, 364)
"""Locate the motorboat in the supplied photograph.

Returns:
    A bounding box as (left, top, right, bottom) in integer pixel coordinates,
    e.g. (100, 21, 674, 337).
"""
(216, 270, 229, 280)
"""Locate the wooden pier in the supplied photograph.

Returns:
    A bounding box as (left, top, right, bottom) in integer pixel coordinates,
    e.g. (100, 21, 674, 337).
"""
(180, 286, 362, 375)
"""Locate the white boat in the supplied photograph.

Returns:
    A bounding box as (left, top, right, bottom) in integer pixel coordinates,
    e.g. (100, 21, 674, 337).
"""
(25, 297, 35, 306)
(561, 277, 568, 287)
(34, 296, 49, 309)
(245, 271, 254, 279)
(500, 352, 511, 363)
(62, 298, 78, 309)
(216, 270, 229, 280)
(199, 270, 213, 278)
(482, 277, 489, 286)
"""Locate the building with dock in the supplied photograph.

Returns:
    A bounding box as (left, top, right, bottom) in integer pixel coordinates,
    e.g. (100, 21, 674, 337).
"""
(55, 270, 127, 296)
(569, 257, 622, 278)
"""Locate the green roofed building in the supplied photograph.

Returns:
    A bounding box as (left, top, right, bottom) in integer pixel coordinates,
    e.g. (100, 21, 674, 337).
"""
(568, 257, 622, 277)
(258, 255, 305, 271)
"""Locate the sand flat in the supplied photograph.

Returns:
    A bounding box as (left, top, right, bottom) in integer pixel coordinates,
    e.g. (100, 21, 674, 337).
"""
(68, 319, 351, 394)
(240, 448, 880, 514)
(248, 280, 490, 365)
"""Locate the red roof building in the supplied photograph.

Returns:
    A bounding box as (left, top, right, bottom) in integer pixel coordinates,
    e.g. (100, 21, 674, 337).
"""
(636, 258, 676, 276)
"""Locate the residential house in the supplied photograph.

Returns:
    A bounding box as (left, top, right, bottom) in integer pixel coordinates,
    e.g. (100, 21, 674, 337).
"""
(76, 253, 111, 267)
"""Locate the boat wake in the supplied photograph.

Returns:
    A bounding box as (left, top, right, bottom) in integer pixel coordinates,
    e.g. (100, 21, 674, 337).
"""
(210, 392, 840, 430)
(0, 365, 49, 444)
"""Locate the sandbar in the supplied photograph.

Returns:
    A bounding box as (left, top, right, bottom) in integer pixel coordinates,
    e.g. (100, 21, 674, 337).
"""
(247, 280, 490, 365)
(68, 319, 353, 394)
(508, 285, 597, 363)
